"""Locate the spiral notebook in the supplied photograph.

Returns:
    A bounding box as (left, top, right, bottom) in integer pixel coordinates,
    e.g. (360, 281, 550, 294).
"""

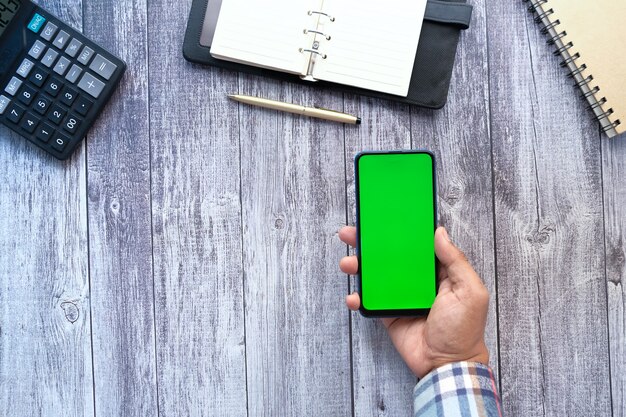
(527, 0, 625, 138)
(210, 0, 428, 97)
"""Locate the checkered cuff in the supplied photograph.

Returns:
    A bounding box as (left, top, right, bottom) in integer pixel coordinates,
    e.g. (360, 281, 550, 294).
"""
(414, 362, 502, 417)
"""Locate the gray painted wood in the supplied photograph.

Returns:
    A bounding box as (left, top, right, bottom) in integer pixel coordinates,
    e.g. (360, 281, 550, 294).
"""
(237, 77, 352, 416)
(343, 97, 415, 417)
(83, 0, 158, 415)
(410, 0, 500, 386)
(602, 135, 626, 417)
(147, 0, 247, 415)
(488, 1, 611, 415)
(0, 1, 94, 416)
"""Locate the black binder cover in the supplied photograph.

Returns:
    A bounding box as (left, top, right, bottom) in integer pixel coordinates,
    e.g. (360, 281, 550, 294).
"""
(183, 0, 472, 109)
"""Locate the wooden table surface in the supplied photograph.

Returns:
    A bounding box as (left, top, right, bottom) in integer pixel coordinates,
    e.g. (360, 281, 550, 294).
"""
(1, 0, 624, 416)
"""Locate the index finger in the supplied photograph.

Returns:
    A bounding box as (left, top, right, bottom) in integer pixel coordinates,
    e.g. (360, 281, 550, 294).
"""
(339, 226, 357, 247)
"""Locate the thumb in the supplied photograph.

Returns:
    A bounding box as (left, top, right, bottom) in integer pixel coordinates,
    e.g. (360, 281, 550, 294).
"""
(434, 227, 481, 286)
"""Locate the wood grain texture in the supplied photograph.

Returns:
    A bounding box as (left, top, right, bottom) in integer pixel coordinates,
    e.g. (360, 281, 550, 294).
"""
(410, 0, 499, 386)
(0, 1, 94, 416)
(147, 0, 247, 415)
(602, 135, 626, 417)
(343, 96, 415, 417)
(238, 77, 352, 416)
(488, 1, 611, 415)
(83, 0, 157, 415)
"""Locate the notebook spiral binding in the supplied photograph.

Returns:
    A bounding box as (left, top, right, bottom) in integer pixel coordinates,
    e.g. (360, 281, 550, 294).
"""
(524, 0, 621, 134)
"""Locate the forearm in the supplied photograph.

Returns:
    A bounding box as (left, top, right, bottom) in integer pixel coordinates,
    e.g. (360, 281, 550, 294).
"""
(414, 362, 502, 417)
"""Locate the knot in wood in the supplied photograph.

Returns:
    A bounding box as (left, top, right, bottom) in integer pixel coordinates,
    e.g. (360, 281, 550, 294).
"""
(60, 302, 79, 323)
(527, 226, 553, 246)
(444, 185, 462, 206)
(274, 218, 284, 229)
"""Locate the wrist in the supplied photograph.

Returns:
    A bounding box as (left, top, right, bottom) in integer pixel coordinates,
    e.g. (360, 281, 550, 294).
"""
(421, 342, 489, 378)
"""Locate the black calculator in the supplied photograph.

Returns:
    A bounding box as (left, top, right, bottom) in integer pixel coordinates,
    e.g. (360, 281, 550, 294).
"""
(0, 0, 126, 159)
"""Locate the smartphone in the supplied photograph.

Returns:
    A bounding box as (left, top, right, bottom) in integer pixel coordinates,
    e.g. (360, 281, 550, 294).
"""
(354, 150, 437, 317)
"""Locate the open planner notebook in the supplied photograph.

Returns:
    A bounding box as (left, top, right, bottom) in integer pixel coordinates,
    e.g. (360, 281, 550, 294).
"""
(210, 0, 428, 96)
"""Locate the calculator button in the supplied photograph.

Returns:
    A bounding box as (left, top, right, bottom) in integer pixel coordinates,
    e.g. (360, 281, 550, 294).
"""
(0, 95, 10, 114)
(27, 13, 47, 33)
(78, 72, 105, 98)
(28, 40, 47, 60)
(41, 22, 58, 41)
(33, 96, 51, 115)
(17, 59, 35, 78)
(53, 56, 71, 76)
(41, 48, 59, 68)
(48, 105, 67, 125)
(66, 38, 83, 58)
(4, 77, 22, 96)
(20, 113, 40, 133)
(36, 123, 54, 142)
(62, 114, 81, 134)
(65, 65, 83, 84)
(51, 133, 70, 152)
(53, 31, 70, 50)
(44, 77, 63, 97)
(60, 87, 78, 106)
(78, 46, 95, 65)
(90, 55, 117, 80)
(6, 103, 25, 124)
(18, 85, 36, 106)
(29, 68, 49, 87)
(74, 95, 93, 116)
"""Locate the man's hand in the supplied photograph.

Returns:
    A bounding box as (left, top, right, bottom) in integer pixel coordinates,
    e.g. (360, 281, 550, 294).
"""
(339, 226, 490, 379)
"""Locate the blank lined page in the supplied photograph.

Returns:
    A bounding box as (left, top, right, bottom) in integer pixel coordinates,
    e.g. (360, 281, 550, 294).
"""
(311, 0, 427, 96)
(211, 0, 321, 75)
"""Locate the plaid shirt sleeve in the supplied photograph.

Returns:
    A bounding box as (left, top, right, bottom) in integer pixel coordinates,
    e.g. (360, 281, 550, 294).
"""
(413, 362, 503, 417)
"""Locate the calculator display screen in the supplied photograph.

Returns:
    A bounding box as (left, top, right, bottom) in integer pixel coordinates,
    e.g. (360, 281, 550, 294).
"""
(0, 0, 20, 37)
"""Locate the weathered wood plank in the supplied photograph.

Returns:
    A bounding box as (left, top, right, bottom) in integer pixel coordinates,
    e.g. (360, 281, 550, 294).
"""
(83, 0, 157, 415)
(602, 135, 626, 417)
(147, 0, 247, 415)
(0, 1, 94, 416)
(343, 97, 415, 417)
(410, 0, 499, 387)
(238, 77, 352, 416)
(488, 1, 610, 415)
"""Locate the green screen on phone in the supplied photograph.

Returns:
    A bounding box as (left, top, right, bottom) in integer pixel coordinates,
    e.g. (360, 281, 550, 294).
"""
(356, 152, 436, 312)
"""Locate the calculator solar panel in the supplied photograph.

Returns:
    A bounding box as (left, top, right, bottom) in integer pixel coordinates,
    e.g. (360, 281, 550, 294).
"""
(0, 0, 126, 159)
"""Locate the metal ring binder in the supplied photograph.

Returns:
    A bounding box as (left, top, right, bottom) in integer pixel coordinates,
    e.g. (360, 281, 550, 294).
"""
(525, 0, 620, 136)
(303, 29, 331, 40)
(299, 48, 327, 59)
(307, 10, 335, 22)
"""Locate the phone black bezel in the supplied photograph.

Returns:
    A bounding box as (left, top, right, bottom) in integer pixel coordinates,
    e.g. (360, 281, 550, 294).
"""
(354, 150, 438, 318)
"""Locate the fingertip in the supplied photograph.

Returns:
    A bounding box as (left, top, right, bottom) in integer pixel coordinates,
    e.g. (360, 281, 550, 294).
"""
(346, 293, 360, 311)
(339, 226, 357, 247)
(339, 255, 359, 274)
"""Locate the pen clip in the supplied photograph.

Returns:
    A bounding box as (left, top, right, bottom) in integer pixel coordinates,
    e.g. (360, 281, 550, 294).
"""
(313, 105, 345, 114)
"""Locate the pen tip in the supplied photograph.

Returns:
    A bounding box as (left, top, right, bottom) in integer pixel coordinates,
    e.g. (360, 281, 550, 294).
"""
(356, 117, 362, 125)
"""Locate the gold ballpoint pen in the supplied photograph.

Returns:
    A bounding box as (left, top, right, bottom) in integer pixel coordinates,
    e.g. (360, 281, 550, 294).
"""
(228, 94, 361, 125)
